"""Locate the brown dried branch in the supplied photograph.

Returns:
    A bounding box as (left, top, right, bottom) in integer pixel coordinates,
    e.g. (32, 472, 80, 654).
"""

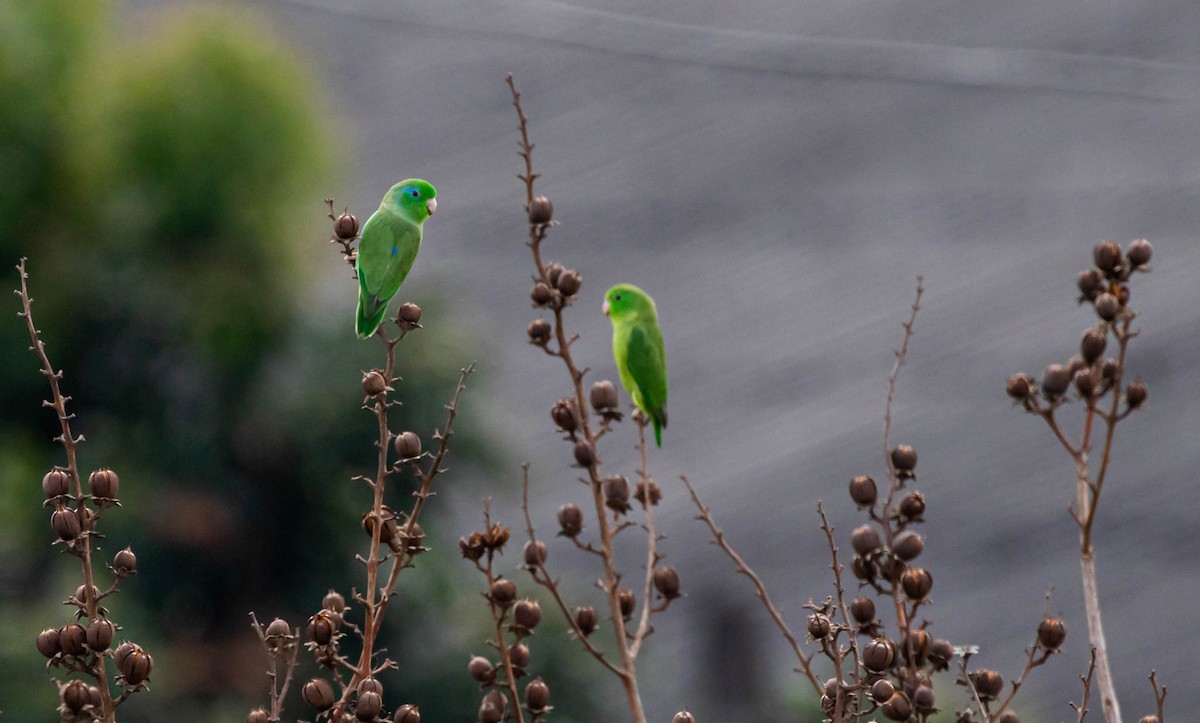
(1071, 648, 1099, 722)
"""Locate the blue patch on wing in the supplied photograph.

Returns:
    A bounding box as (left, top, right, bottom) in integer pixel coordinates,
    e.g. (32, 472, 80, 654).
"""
(390, 246, 398, 255)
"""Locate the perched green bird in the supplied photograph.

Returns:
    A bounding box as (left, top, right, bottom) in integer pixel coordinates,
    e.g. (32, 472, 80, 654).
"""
(355, 179, 438, 338)
(603, 284, 668, 447)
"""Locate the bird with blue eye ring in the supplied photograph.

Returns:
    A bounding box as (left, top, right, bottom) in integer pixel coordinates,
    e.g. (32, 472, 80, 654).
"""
(354, 179, 438, 338)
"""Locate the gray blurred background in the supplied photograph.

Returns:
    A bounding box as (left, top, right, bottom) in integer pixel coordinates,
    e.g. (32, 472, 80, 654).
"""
(9, 0, 1200, 719)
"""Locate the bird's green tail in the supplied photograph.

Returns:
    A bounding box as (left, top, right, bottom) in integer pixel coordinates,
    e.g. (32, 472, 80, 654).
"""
(356, 295, 389, 339)
(654, 421, 662, 448)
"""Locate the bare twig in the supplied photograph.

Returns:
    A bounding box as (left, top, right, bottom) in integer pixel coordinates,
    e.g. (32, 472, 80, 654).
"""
(1148, 669, 1167, 721)
(1071, 648, 1099, 722)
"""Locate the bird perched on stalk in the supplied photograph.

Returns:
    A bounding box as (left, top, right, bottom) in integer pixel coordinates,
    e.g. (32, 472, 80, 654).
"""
(355, 179, 437, 338)
(603, 284, 668, 447)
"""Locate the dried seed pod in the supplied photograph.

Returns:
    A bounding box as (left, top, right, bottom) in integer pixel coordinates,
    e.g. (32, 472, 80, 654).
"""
(74, 583, 100, 607)
(528, 196, 554, 225)
(397, 302, 422, 328)
(307, 611, 339, 645)
(862, 638, 896, 672)
(303, 678, 335, 711)
(901, 568, 933, 600)
(402, 521, 426, 554)
(362, 506, 400, 546)
(634, 480, 662, 507)
(489, 579, 517, 607)
(51, 508, 82, 541)
(551, 398, 578, 432)
(912, 685, 935, 714)
(850, 525, 881, 556)
(890, 445, 917, 477)
(617, 588, 636, 619)
(1041, 363, 1071, 398)
(882, 692, 912, 721)
(902, 628, 931, 665)
(997, 712, 1021, 723)
(86, 685, 102, 710)
(1127, 239, 1152, 267)
(113, 642, 137, 670)
(870, 678, 895, 703)
(672, 712, 696, 723)
(62, 680, 90, 712)
(323, 590, 347, 613)
(459, 533, 486, 561)
(557, 504, 583, 537)
(356, 689, 383, 721)
(1100, 357, 1121, 382)
(394, 431, 422, 460)
(42, 469, 70, 499)
(525, 678, 551, 712)
(850, 597, 875, 625)
(929, 638, 954, 671)
(394, 704, 421, 723)
(1081, 328, 1107, 362)
(1006, 373, 1035, 400)
(1074, 368, 1097, 397)
(247, 709, 270, 723)
(113, 546, 137, 576)
(807, 613, 831, 639)
(1077, 268, 1104, 300)
(334, 212, 359, 240)
(1126, 379, 1148, 409)
(530, 282, 553, 307)
(522, 540, 547, 566)
(265, 618, 291, 639)
(59, 624, 87, 657)
(1094, 292, 1120, 321)
(848, 475, 877, 506)
(514, 599, 542, 632)
(1093, 240, 1122, 274)
(478, 689, 508, 723)
(898, 491, 926, 521)
(468, 655, 494, 683)
(604, 474, 631, 513)
(122, 648, 153, 685)
(892, 531, 924, 561)
(653, 566, 682, 600)
(574, 606, 598, 636)
(572, 439, 596, 467)
(89, 468, 120, 499)
(544, 262, 564, 287)
(36, 628, 61, 658)
(527, 319, 552, 345)
(1037, 616, 1067, 651)
(850, 555, 875, 582)
(970, 669, 1004, 700)
(362, 370, 387, 396)
(589, 380, 619, 411)
(555, 269, 581, 296)
(86, 618, 115, 652)
(508, 642, 530, 669)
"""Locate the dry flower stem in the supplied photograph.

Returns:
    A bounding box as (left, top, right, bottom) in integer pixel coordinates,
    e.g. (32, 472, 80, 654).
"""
(508, 73, 646, 723)
(478, 503, 527, 723)
(1072, 648, 1099, 723)
(16, 259, 117, 723)
(630, 418, 659, 656)
(1148, 669, 1166, 721)
(992, 635, 1051, 717)
(816, 500, 860, 720)
(681, 475, 822, 694)
(249, 613, 299, 722)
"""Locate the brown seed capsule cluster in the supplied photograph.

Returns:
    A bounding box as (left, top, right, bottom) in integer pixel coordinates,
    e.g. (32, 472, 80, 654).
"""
(302, 590, 348, 669)
(530, 260, 583, 312)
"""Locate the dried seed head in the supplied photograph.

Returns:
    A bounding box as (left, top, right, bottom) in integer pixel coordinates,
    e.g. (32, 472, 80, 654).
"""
(544, 262, 564, 287)
(574, 606, 598, 636)
(1093, 240, 1122, 274)
(51, 508, 81, 541)
(870, 678, 895, 703)
(478, 689, 508, 723)
(36, 628, 61, 658)
(572, 439, 596, 467)
(121, 648, 153, 685)
(807, 613, 832, 639)
(508, 642, 530, 669)
(459, 533, 486, 561)
(1077, 268, 1104, 300)
(589, 380, 620, 411)
(86, 618, 115, 652)
(604, 474, 631, 513)
(929, 638, 954, 671)
(74, 583, 100, 607)
(266, 617, 291, 639)
(850, 525, 882, 556)
(557, 504, 583, 537)
(529, 196, 554, 225)
(530, 281, 553, 307)
(1074, 368, 1097, 397)
(303, 678, 335, 711)
(891, 445, 917, 477)
(247, 709, 270, 723)
(362, 507, 400, 546)
(1041, 363, 1071, 398)
(468, 655, 494, 683)
(1100, 357, 1121, 382)
(672, 712, 696, 723)
(551, 398, 579, 432)
(356, 690, 383, 721)
(397, 302, 422, 328)
(394, 704, 421, 723)
(898, 491, 926, 521)
(892, 531, 924, 561)
(1037, 616, 1067, 651)
(489, 578, 517, 607)
(113, 546, 137, 576)
(394, 431, 422, 460)
(334, 212, 359, 240)
(882, 692, 912, 721)
(1081, 328, 1107, 362)
(634, 480, 662, 507)
(525, 678, 551, 712)
(969, 669, 1004, 700)
(555, 269, 582, 297)
(522, 540, 547, 566)
(653, 566, 682, 600)
(62, 679, 90, 712)
(862, 638, 896, 672)
(1127, 239, 1152, 267)
(307, 611, 339, 645)
(323, 590, 347, 613)
(402, 521, 426, 554)
(514, 599, 542, 632)
(42, 469, 70, 499)
(1094, 292, 1120, 321)
(901, 567, 933, 600)
(997, 712, 1021, 723)
(113, 642, 137, 670)
(902, 629, 931, 665)
(89, 468, 120, 499)
(912, 685, 935, 713)
(527, 318, 552, 345)
(618, 588, 636, 619)
(1126, 379, 1148, 409)
(850, 597, 876, 625)
(849, 475, 877, 506)
(850, 555, 875, 582)
(1006, 373, 1035, 400)
(362, 370, 387, 396)
(59, 624, 87, 657)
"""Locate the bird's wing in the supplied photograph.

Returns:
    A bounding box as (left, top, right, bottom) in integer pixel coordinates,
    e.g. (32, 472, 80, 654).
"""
(626, 322, 668, 423)
(358, 210, 422, 302)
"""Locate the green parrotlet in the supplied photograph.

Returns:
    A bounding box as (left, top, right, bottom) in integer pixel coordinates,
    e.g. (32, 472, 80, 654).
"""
(603, 284, 668, 447)
(355, 179, 437, 338)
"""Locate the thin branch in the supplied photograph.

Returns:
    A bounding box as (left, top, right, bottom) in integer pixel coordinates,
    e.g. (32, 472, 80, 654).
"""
(630, 419, 659, 657)
(1071, 648, 1098, 722)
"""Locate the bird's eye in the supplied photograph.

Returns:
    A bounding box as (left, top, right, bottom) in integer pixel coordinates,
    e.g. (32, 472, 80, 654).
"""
(410, 189, 420, 198)
(615, 295, 622, 301)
